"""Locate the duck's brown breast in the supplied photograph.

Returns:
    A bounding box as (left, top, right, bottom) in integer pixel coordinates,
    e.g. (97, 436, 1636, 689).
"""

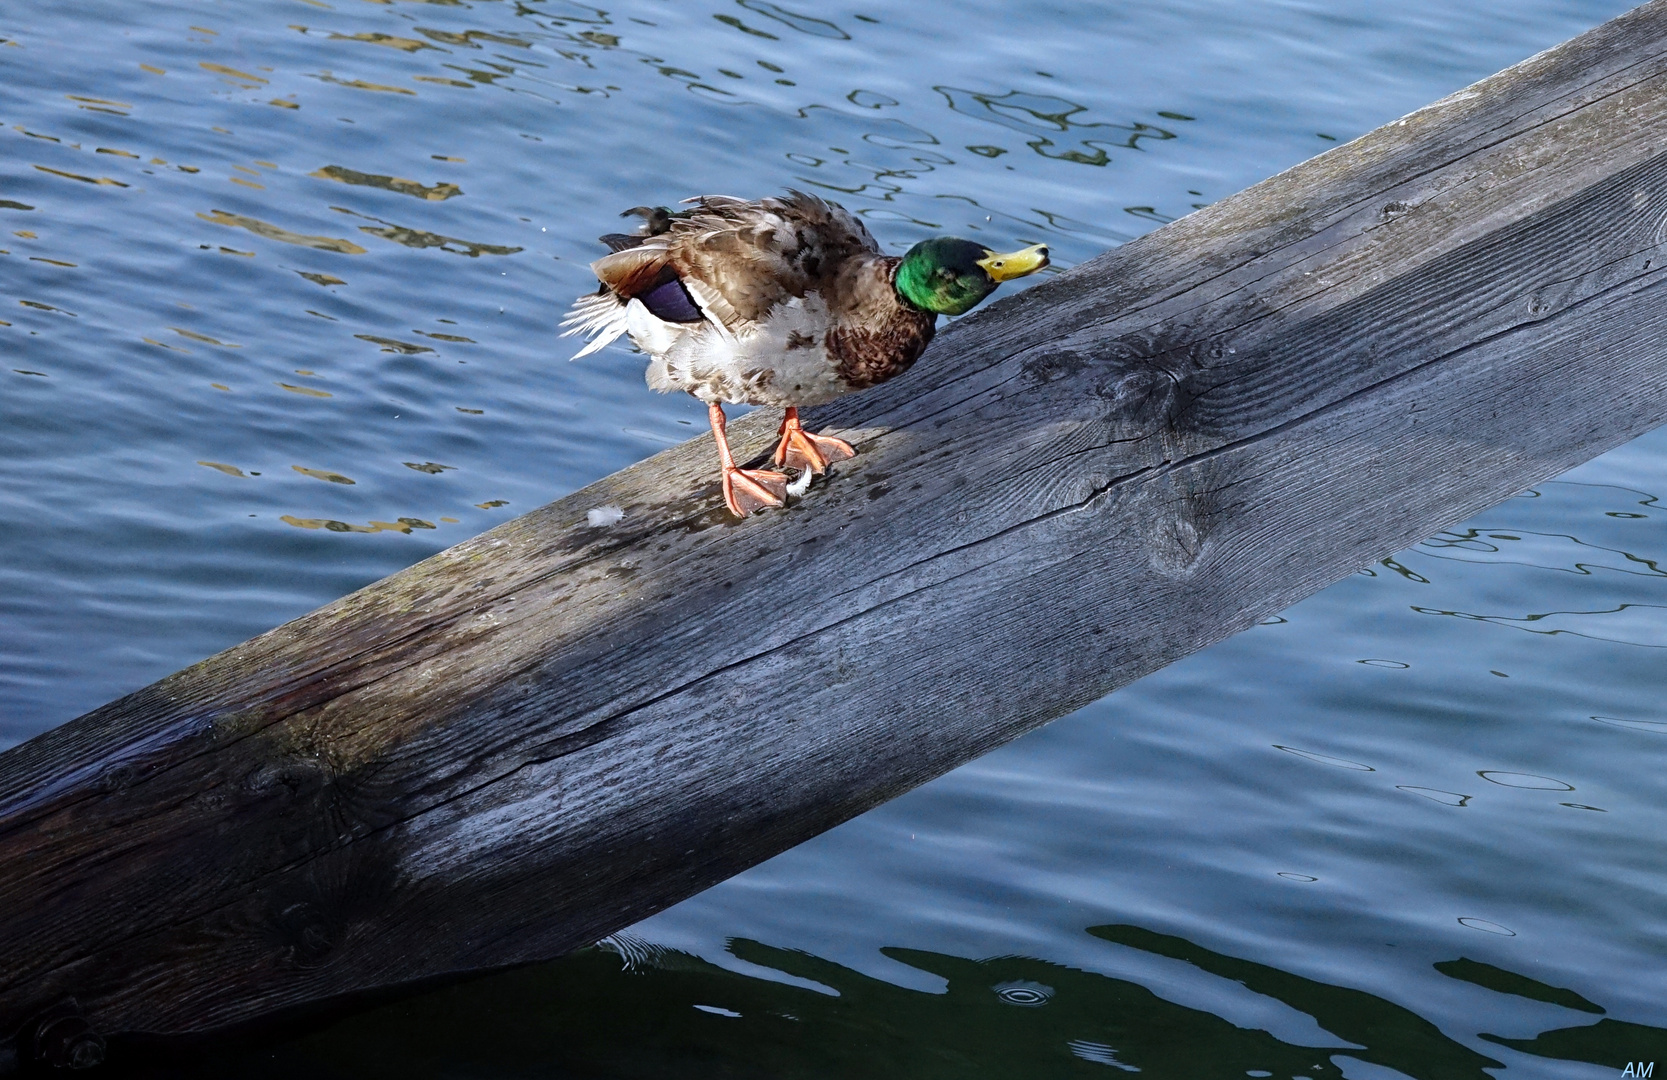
(827, 314, 936, 390)
(821, 255, 937, 391)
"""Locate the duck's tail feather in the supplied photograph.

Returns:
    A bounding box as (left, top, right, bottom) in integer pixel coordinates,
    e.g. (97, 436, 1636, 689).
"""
(599, 232, 643, 253)
(560, 290, 630, 360)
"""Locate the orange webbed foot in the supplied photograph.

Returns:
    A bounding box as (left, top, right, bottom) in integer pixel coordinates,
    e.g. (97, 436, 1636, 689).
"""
(722, 466, 788, 517)
(773, 409, 856, 475)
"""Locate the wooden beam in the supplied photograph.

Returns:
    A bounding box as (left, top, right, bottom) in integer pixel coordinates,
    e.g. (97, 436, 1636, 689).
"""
(7, 0, 1667, 1061)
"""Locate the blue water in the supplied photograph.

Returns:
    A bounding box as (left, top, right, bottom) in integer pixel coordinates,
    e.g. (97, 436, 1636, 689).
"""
(3, 0, 1662, 1074)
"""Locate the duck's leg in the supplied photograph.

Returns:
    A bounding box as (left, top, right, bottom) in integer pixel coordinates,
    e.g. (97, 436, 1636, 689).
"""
(709, 402, 787, 517)
(772, 407, 856, 475)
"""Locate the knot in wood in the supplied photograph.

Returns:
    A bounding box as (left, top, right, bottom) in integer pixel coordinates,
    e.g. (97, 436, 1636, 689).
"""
(1151, 513, 1206, 576)
(1020, 347, 1092, 385)
(1094, 366, 1182, 435)
(1145, 468, 1232, 577)
(244, 759, 326, 802)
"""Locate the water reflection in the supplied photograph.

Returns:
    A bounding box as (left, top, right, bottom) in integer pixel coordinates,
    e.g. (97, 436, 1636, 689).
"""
(309, 166, 463, 201)
(1410, 602, 1667, 648)
(355, 220, 522, 256)
(1485, 1019, 1667, 1069)
(937, 86, 1181, 166)
(197, 209, 369, 254)
(131, 926, 1662, 1079)
(1089, 925, 1502, 1080)
(736, 0, 850, 40)
(312, 73, 418, 96)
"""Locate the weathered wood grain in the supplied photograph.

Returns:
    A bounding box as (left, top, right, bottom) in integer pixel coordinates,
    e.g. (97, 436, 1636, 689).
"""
(6, 0, 1667, 1059)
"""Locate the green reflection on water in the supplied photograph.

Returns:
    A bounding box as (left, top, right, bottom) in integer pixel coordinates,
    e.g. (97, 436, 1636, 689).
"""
(141, 927, 1663, 1079)
(1483, 1018, 1667, 1069)
(1090, 925, 1500, 1080)
(1435, 957, 1604, 1015)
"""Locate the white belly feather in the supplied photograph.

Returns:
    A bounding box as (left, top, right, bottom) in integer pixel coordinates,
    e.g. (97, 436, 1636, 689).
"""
(636, 294, 849, 408)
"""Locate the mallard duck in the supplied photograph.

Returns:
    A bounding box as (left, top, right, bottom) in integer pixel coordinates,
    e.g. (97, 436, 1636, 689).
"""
(561, 191, 1048, 517)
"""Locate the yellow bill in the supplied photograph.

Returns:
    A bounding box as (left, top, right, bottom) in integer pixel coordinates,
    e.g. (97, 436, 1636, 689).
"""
(977, 243, 1050, 282)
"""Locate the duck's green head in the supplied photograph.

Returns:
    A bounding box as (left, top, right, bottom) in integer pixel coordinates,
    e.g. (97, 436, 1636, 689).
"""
(893, 237, 1050, 316)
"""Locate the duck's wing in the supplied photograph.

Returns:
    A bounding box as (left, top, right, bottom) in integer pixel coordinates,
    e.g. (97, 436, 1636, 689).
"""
(662, 191, 881, 330)
(560, 242, 666, 358)
(590, 241, 676, 298)
(561, 234, 734, 357)
(562, 192, 878, 358)
(560, 206, 686, 359)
